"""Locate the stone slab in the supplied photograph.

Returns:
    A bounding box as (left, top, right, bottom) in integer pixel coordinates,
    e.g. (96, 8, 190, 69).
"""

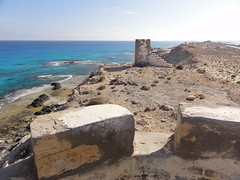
(134, 132, 173, 156)
(174, 105, 240, 159)
(30, 104, 135, 179)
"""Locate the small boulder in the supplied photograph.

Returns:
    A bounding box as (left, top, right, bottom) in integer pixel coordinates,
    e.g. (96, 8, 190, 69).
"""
(199, 94, 205, 99)
(34, 104, 64, 116)
(186, 95, 196, 101)
(197, 69, 206, 73)
(160, 105, 174, 111)
(51, 82, 61, 90)
(28, 94, 49, 108)
(140, 86, 150, 91)
(98, 85, 106, 90)
(231, 75, 236, 79)
(176, 65, 183, 70)
(144, 107, 151, 112)
(131, 100, 138, 105)
(110, 77, 127, 86)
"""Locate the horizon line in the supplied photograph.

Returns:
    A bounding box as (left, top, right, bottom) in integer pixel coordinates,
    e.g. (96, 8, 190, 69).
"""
(0, 39, 238, 42)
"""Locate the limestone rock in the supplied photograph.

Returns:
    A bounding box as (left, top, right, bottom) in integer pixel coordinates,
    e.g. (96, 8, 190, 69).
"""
(30, 104, 135, 179)
(175, 105, 240, 160)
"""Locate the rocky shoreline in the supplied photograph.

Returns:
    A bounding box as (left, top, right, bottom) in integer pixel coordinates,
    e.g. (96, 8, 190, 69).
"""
(0, 75, 87, 163)
(1, 41, 240, 167)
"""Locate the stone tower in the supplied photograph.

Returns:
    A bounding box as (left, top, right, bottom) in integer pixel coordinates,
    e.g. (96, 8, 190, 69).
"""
(135, 39, 171, 67)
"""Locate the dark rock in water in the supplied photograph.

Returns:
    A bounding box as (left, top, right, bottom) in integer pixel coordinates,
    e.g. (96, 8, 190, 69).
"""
(51, 82, 61, 90)
(27, 94, 49, 108)
(34, 104, 65, 116)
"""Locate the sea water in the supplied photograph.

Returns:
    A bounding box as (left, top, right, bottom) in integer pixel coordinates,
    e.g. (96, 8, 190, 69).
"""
(0, 41, 182, 107)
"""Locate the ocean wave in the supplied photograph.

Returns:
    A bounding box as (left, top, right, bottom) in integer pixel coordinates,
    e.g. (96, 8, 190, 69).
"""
(1, 74, 73, 107)
(47, 60, 103, 67)
(4, 84, 51, 103)
(110, 62, 120, 65)
(123, 52, 134, 55)
(38, 74, 73, 83)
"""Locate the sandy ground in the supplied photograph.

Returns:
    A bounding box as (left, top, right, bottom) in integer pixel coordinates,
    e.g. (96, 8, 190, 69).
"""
(0, 41, 240, 162)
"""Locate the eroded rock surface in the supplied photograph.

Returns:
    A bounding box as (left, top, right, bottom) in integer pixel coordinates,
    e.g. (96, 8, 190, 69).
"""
(175, 105, 240, 159)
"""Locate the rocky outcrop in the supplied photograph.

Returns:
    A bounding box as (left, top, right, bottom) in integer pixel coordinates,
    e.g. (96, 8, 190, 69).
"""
(51, 82, 61, 90)
(30, 104, 135, 179)
(34, 104, 66, 115)
(27, 94, 49, 108)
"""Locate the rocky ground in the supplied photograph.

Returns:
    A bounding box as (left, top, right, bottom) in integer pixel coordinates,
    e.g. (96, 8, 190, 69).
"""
(165, 41, 240, 83)
(0, 41, 240, 165)
(66, 62, 239, 133)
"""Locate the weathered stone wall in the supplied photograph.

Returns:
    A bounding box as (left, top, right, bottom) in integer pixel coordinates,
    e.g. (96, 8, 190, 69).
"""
(30, 104, 135, 180)
(135, 39, 172, 67)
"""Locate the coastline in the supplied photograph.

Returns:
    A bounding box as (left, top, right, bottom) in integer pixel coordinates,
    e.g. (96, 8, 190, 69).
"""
(1, 41, 240, 167)
(0, 74, 88, 160)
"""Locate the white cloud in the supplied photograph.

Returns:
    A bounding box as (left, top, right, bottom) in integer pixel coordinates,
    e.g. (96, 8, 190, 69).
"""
(122, 11, 136, 15)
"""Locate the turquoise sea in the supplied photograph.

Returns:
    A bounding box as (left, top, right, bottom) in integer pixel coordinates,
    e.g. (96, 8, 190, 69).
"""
(0, 41, 182, 107)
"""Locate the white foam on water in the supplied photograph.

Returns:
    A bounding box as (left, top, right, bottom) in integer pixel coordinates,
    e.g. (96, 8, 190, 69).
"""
(57, 75, 73, 83)
(47, 60, 103, 67)
(123, 52, 134, 55)
(4, 84, 51, 103)
(2, 74, 74, 105)
(38, 74, 73, 83)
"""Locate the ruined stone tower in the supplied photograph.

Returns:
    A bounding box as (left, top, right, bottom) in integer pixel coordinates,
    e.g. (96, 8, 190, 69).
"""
(135, 39, 171, 67)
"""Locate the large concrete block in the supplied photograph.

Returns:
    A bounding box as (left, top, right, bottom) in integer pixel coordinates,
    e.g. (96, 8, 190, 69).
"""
(175, 105, 240, 160)
(30, 104, 135, 179)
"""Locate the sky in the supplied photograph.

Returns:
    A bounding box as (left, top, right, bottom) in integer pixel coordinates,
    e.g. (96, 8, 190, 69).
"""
(0, 0, 240, 41)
